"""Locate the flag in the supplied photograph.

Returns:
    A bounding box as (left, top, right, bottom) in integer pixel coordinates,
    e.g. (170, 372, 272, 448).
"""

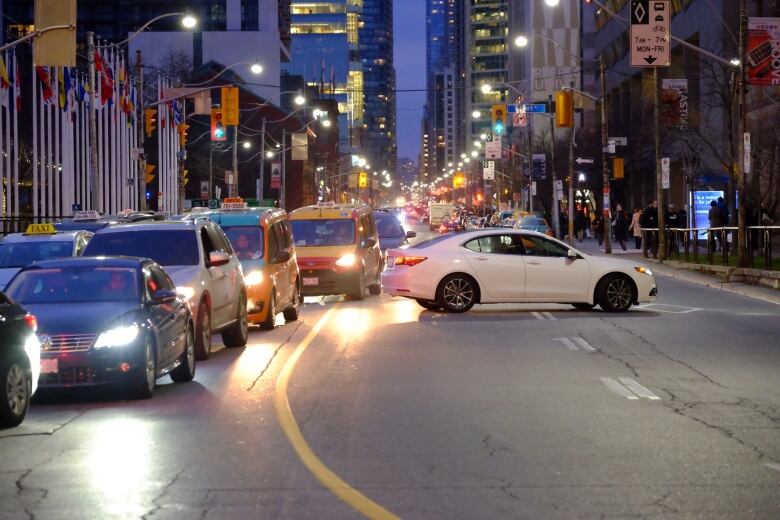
(36, 66, 54, 104)
(13, 54, 21, 111)
(171, 100, 181, 125)
(94, 50, 114, 106)
(66, 68, 77, 120)
(0, 54, 9, 107)
(58, 67, 66, 110)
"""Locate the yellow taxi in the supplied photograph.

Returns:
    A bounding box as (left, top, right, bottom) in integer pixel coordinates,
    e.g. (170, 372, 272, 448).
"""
(204, 199, 300, 330)
(289, 203, 382, 300)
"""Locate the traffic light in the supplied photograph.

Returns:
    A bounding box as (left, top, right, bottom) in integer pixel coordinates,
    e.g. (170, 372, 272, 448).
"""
(211, 108, 226, 142)
(613, 157, 625, 179)
(491, 104, 507, 136)
(177, 123, 190, 147)
(144, 108, 157, 138)
(145, 164, 156, 184)
(358, 171, 368, 188)
(555, 90, 573, 128)
(182, 169, 189, 186)
(221, 87, 239, 126)
(453, 173, 466, 189)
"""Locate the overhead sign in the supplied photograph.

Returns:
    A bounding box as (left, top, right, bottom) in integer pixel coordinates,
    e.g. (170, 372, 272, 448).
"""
(747, 18, 780, 86)
(270, 162, 281, 189)
(485, 138, 501, 160)
(630, 1, 671, 67)
(482, 161, 495, 180)
(523, 103, 547, 113)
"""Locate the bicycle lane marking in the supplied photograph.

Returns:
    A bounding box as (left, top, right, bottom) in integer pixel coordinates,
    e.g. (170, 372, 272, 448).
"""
(274, 303, 400, 520)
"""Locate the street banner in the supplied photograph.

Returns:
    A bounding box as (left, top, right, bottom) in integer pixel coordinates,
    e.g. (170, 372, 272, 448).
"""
(270, 162, 281, 189)
(747, 18, 780, 86)
(531, 153, 547, 180)
(660, 79, 688, 129)
(292, 132, 308, 161)
(661, 157, 670, 189)
(200, 181, 209, 200)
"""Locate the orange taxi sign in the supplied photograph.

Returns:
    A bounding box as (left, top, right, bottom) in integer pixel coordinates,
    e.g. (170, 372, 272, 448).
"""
(25, 223, 57, 235)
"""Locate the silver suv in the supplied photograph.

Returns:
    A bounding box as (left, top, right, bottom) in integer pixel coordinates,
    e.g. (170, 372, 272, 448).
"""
(83, 220, 248, 359)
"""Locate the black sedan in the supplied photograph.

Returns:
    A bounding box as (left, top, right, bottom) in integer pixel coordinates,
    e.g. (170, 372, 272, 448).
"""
(0, 291, 40, 427)
(3, 257, 196, 399)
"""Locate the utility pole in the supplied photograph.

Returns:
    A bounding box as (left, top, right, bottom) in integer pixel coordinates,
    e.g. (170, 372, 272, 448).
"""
(281, 128, 287, 209)
(548, 95, 560, 239)
(87, 31, 101, 213)
(655, 68, 666, 260)
(135, 50, 146, 210)
(600, 56, 612, 254)
(737, 0, 748, 267)
(258, 118, 266, 203)
(231, 125, 238, 197)
(567, 101, 576, 246)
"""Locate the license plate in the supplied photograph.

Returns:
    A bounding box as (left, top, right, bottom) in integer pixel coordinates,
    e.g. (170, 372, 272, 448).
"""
(41, 358, 59, 374)
(303, 277, 319, 286)
(387, 257, 395, 267)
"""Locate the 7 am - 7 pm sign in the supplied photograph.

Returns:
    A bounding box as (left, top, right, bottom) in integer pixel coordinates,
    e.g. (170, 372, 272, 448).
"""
(630, 1, 671, 67)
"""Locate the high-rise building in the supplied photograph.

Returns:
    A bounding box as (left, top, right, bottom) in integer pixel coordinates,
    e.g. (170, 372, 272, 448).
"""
(1, 1, 291, 101)
(360, 0, 397, 174)
(424, 0, 464, 178)
(284, 0, 396, 172)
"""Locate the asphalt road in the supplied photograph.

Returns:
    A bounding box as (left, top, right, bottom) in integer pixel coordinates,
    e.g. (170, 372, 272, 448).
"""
(2, 221, 779, 519)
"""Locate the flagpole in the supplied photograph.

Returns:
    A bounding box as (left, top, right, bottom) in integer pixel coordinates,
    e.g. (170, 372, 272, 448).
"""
(47, 74, 54, 218)
(54, 68, 61, 217)
(2, 53, 8, 218)
(110, 51, 118, 214)
(12, 52, 19, 217)
(87, 32, 100, 212)
(32, 63, 38, 218)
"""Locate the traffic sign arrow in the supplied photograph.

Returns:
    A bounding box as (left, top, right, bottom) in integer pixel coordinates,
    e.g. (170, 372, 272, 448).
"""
(575, 157, 594, 165)
(644, 55, 657, 65)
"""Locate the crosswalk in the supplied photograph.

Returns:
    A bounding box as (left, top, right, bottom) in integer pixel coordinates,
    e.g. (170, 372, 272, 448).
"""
(554, 337, 596, 351)
(600, 377, 661, 400)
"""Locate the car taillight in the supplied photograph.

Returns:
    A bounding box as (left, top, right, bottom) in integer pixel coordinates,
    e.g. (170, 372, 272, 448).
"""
(24, 314, 38, 332)
(439, 225, 447, 232)
(394, 256, 427, 267)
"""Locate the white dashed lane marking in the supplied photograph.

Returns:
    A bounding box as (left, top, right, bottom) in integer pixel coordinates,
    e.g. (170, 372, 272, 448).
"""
(601, 377, 661, 400)
(555, 337, 596, 352)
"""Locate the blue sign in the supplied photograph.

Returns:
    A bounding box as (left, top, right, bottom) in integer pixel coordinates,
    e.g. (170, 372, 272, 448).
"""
(524, 103, 547, 113)
(71, 203, 81, 212)
(692, 190, 723, 236)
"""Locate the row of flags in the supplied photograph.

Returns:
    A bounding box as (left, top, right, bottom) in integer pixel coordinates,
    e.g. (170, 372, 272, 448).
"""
(0, 52, 22, 111)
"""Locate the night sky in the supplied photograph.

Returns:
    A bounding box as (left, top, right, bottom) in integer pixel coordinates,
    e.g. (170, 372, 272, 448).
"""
(393, 0, 426, 163)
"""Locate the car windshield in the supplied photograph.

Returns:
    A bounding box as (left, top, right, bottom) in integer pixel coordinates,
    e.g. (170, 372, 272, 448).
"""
(6, 267, 139, 304)
(290, 219, 355, 246)
(222, 226, 264, 261)
(84, 230, 199, 266)
(375, 215, 404, 237)
(0, 241, 74, 268)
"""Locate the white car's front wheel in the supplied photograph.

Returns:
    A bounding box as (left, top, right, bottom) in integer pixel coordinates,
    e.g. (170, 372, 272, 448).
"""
(437, 274, 478, 313)
(598, 274, 635, 312)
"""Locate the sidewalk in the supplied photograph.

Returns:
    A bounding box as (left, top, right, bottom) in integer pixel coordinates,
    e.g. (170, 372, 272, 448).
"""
(572, 238, 780, 305)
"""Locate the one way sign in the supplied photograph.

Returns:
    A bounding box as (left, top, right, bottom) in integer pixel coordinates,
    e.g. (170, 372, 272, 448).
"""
(630, 1, 670, 67)
(575, 157, 594, 165)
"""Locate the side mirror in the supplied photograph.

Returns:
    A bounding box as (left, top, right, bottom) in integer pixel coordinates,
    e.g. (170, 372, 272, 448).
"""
(405, 230, 417, 239)
(567, 249, 578, 260)
(363, 237, 377, 249)
(207, 251, 230, 268)
(151, 289, 177, 304)
(273, 250, 291, 264)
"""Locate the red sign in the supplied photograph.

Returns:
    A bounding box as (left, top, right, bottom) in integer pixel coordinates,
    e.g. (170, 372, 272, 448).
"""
(747, 18, 780, 86)
(270, 162, 281, 189)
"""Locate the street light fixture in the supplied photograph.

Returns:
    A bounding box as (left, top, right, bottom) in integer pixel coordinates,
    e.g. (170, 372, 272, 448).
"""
(181, 14, 197, 28)
(730, 57, 741, 66)
(480, 133, 487, 140)
(514, 35, 529, 48)
(266, 151, 274, 159)
(480, 84, 492, 94)
(470, 151, 478, 158)
(472, 110, 481, 119)
(545, 0, 560, 6)
(294, 95, 306, 106)
(250, 63, 263, 74)
(243, 141, 251, 149)
(322, 119, 332, 128)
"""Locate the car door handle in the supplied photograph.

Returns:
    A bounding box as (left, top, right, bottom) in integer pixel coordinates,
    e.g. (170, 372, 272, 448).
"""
(474, 256, 489, 261)
(526, 260, 541, 265)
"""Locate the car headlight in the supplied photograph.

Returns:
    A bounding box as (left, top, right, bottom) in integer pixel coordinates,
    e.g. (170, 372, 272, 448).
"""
(94, 324, 140, 349)
(244, 270, 263, 286)
(634, 266, 653, 276)
(24, 333, 41, 367)
(176, 286, 196, 300)
(335, 253, 357, 267)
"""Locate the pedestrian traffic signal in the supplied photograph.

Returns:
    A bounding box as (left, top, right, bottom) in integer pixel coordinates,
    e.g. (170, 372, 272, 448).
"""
(491, 104, 507, 136)
(177, 123, 189, 147)
(145, 164, 156, 184)
(182, 169, 189, 186)
(144, 108, 157, 138)
(613, 157, 625, 179)
(211, 108, 226, 142)
(555, 90, 573, 128)
(358, 171, 368, 188)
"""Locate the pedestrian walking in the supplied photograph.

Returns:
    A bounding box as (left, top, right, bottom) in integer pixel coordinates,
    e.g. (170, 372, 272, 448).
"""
(591, 213, 604, 246)
(629, 208, 642, 249)
(708, 200, 724, 251)
(574, 210, 588, 242)
(613, 203, 628, 251)
(666, 203, 679, 252)
(640, 200, 659, 257)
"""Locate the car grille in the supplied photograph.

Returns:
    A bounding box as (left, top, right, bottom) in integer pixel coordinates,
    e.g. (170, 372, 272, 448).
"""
(42, 333, 98, 353)
(40, 367, 98, 386)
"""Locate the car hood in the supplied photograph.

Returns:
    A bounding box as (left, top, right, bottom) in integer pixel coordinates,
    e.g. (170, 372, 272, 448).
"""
(0, 267, 21, 290)
(24, 301, 142, 335)
(162, 265, 202, 287)
(583, 254, 646, 274)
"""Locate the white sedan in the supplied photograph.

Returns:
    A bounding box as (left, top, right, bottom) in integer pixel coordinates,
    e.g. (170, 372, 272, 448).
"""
(382, 230, 657, 313)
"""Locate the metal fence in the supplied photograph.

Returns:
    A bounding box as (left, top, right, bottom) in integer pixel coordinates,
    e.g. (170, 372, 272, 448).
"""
(0, 216, 70, 237)
(639, 226, 780, 270)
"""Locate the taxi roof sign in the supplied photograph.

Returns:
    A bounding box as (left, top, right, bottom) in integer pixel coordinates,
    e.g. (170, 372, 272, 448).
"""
(73, 210, 101, 221)
(316, 201, 336, 207)
(221, 197, 248, 210)
(25, 223, 57, 235)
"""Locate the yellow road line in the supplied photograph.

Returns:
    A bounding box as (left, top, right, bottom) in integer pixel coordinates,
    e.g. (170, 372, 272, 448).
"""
(275, 304, 400, 520)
